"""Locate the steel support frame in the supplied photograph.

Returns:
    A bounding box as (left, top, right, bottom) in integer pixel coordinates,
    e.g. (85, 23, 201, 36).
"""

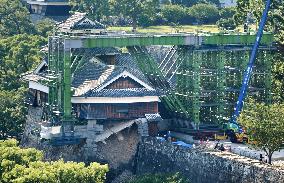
(174, 46, 273, 125)
(46, 33, 274, 128)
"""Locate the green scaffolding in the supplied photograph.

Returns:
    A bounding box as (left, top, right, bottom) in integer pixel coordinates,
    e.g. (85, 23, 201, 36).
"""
(44, 33, 275, 129)
(112, 45, 274, 127)
(170, 46, 274, 127)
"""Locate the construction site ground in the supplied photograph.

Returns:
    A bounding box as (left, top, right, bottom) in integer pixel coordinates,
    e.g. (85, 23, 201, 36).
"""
(171, 131, 284, 164)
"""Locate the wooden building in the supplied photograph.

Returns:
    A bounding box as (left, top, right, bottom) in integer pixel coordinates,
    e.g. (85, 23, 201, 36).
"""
(23, 13, 163, 123)
(24, 0, 70, 16)
(71, 52, 161, 120)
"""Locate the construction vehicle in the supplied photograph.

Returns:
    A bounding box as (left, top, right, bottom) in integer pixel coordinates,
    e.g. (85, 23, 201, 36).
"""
(226, 0, 271, 143)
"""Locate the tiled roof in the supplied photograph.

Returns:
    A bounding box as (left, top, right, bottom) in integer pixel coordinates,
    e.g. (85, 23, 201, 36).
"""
(72, 19, 105, 30)
(22, 73, 48, 82)
(72, 61, 110, 88)
(84, 88, 160, 97)
(71, 52, 158, 97)
(25, 46, 160, 98)
(112, 53, 152, 86)
(146, 46, 172, 65)
(58, 12, 105, 32)
(116, 53, 140, 69)
(145, 113, 163, 122)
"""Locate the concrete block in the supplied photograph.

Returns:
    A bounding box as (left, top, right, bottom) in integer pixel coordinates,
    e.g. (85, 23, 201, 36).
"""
(87, 120, 97, 128)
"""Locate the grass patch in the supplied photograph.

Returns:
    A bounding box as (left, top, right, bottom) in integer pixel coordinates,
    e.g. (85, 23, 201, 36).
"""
(108, 25, 220, 34)
(108, 24, 257, 34)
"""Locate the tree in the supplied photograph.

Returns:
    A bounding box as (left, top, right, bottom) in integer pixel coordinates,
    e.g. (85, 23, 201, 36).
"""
(234, 0, 264, 27)
(217, 18, 237, 30)
(235, 0, 284, 102)
(219, 7, 236, 19)
(238, 102, 284, 164)
(188, 3, 220, 24)
(171, 0, 220, 7)
(69, 0, 110, 21)
(171, 0, 200, 7)
(0, 34, 45, 139)
(0, 140, 109, 182)
(0, 89, 27, 140)
(112, 0, 160, 31)
(199, 0, 220, 6)
(270, 0, 284, 36)
(161, 5, 188, 25)
(0, 0, 35, 37)
(35, 18, 55, 37)
(267, 1, 284, 102)
(0, 34, 45, 90)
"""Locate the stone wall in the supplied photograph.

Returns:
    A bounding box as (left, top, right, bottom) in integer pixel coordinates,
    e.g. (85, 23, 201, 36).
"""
(23, 123, 140, 183)
(136, 138, 284, 183)
(22, 107, 143, 182)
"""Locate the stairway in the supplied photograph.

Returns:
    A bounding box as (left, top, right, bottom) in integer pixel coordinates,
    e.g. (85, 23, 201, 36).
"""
(94, 119, 137, 142)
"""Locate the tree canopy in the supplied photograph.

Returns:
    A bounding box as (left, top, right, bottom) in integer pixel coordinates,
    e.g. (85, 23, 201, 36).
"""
(112, 0, 160, 31)
(235, 0, 284, 101)
(238, 102, 284, 164)
(69, 0, 110, 21)
(35, 18, 55, 37)
(0, 34, 45, 140)
(0, 139, 109, 183)
(0, 34, 46, 91)
(161, 4, 188, 25)
(171, 0, 220, 7)
(0, 0, 35, 37)
(189, 3, 220, 24)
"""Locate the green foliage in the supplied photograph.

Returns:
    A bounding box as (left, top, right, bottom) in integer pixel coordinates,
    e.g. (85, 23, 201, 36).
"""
(69, 0, 110, 21)
(217, 4, 237, 30)
(270, 0, 284, 42)
(0, 140, 109, 183)
(3, 161, 108, 183)
(271, 50, 284, 102)
(188, 3, 220, 24)
(0, 140, 43, 178)
(235, 0, 284, 102)
(234, 0, 273, 28)
(171, 0, 200, 7)
(0, 34, 45, 139)
(112, 0, 160, 30)
(171, 0, 220, 7)
(0, 89, 27, 140)
(217, 18, 237, 30)
(219, 7, 236, 19)
(161, 5, 188, 24)
(238, 102, 284, 164)
(270, 1, 284, 102)
(129, 173, 188, 183)
(0, 34, 45, 90)
(0, 0, 35, 37)
(35, 18, 55, 37)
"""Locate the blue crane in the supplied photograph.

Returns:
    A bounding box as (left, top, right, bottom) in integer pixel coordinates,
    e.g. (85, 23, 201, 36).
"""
(226, 0, 272, 141)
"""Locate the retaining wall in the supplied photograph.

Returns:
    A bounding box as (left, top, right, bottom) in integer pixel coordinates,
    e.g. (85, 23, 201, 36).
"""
(136, 138, 284, 183)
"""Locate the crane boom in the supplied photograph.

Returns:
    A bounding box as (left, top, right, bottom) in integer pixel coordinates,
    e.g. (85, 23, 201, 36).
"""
(231, 0, 271, 124)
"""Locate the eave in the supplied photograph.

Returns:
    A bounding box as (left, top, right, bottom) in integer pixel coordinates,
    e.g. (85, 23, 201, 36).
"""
(71, 96, 160, 104)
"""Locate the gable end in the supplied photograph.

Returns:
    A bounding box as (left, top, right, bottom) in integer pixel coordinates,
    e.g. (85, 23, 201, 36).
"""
(106, 76, 144, 89)
(97, 71, 155, 91)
